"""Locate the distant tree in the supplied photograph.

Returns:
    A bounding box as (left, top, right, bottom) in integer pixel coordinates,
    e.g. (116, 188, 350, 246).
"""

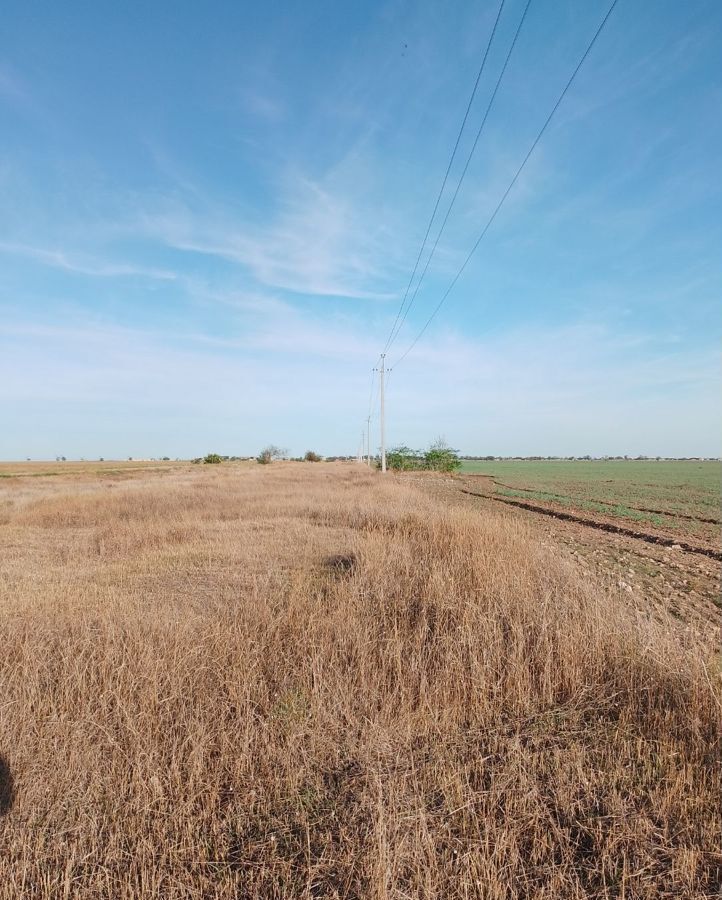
(386, 446, 424, 471)
(385, 439, 461, 473)
(162, 456, 170, 461)
(257, 445, 286, 465)
(304, 450, 322, 462)
(424, 438, 461, 473)
(203, 453, 223, 464)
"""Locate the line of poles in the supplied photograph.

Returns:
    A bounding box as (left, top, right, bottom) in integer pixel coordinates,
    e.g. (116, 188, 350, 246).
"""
(360, 355, 387, 472)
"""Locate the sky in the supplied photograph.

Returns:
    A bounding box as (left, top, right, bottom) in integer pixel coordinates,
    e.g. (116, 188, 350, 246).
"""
(1, 0, 720, 459)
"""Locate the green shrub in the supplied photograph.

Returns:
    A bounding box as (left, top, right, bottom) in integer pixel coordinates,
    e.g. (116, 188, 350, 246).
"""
(304, 451, 322, 462)
(385, 440, 461, 472)
(203, 453, 222, 465)
(385, 446, 424, 471)
(424, 438, 461, 472)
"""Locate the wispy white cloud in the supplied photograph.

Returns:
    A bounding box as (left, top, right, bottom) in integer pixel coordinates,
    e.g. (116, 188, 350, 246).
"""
(141, 176, 399, 300)
(240, 87, 285, 123)
(0, 240, 178, 280)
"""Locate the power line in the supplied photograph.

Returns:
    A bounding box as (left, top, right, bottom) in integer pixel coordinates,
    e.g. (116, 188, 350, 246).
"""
(386, 0, 533, 352)
(392, 0, 620, 369)
(371, 0, 507, 461)
(381, 0, 506, 355)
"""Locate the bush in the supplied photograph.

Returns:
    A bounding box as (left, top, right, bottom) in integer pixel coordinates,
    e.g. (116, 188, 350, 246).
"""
(257, 445, 286, 465)
(386, 446, 424, 471)
(304, 451, 322, 462)
(424, 438, 461, 472)
(385, 439, 461, 473)
(203, 453, 222, 465)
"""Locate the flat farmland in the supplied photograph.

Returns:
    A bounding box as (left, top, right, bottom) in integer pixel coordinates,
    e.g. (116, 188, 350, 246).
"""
(459, 459, 720, 549)
(0, 460, 189, 479)
(407, 460, 721, 641)
(1, 461, 720, 898)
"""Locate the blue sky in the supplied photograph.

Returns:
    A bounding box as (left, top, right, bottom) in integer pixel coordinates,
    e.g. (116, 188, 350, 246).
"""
(1, 0, 720, 459)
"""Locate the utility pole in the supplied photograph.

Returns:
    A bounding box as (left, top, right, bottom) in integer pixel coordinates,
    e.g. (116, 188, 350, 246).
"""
(380, 353, 387, 473)
(366, 416, 371, 467)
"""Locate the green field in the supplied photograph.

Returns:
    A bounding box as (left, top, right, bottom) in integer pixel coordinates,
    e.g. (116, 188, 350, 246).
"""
(459, 459, 721, 525)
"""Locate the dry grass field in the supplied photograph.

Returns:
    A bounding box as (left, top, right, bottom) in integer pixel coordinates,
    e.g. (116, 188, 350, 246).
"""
(0, 462, 719, 898)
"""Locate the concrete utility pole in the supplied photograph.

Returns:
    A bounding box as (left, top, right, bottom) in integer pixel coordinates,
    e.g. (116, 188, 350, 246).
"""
(380, 354, 387, 473)
(366, 416, 371, 467)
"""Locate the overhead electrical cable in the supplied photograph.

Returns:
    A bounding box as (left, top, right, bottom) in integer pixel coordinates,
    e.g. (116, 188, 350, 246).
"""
(386, 0, 533, 352)
(391, 0, 620, 369)
(381, 0, 507, 355)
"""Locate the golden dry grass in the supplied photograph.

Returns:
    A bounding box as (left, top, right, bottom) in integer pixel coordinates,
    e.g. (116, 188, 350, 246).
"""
(0, 462, 719, 898)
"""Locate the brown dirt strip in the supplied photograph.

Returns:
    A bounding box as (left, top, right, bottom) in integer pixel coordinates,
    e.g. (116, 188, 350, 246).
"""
(460, 490, 722, 562)
(600, 504, 721, 525)
(472, 477, 721, 526)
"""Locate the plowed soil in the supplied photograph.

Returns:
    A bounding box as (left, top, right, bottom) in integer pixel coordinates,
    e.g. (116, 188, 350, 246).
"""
(408, 471, 720, 646)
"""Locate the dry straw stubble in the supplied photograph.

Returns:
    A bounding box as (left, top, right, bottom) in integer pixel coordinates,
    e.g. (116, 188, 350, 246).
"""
(0, 463, 719, 898)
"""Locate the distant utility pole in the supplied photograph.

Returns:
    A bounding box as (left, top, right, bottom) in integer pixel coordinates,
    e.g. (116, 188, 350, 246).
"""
(380, 354, 387, 473)
(366, 416, 371, 467)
